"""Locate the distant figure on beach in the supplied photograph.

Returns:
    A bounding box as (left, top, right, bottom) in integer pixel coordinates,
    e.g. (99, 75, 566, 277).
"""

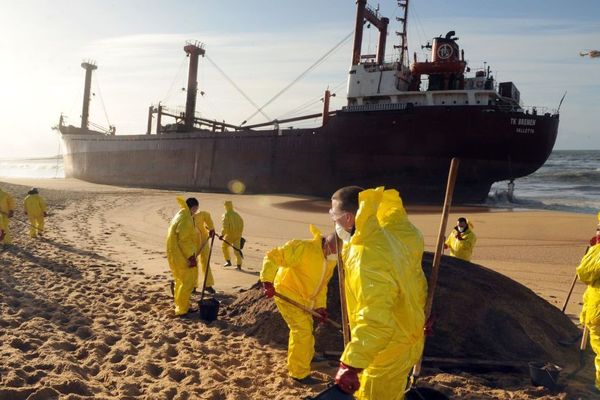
(23, 188, 47, 238)
(193, 206, 216, 294)
(166, 197, 200, 317)
(259, 225, 337, 383)
(330, 186, 425, 399)
(444, 217, 477, 262)
(220, 200, 244, 270)
(0, 187, 15, 246)
(576, 215, 600, 394)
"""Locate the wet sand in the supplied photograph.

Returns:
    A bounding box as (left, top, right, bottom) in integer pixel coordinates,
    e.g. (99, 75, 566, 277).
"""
(0, 177, 597, 399)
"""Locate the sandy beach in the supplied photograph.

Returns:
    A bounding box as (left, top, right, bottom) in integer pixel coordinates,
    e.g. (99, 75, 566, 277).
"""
(1, 177, 598, 399)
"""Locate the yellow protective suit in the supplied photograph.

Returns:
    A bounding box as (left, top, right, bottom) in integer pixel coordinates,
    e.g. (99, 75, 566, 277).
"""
(221, 200, 244, 267)
(340, 187, 425, 400)
(166, 197, 199, 316)
(260, 225, 336, 379)
(377, 189, 428, 310)
(24, 193, 47, 238)
(578, 242, 600, 390)
(0, 189, 16, 245)
(444, 221, 477, 261)
(193, 211, 215, 289)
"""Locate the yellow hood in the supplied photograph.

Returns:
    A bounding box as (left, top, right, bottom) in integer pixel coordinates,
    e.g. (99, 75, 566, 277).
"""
(224, 200, 234, 212)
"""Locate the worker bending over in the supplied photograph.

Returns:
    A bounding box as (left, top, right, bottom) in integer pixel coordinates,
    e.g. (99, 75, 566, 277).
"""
(260, 225, 337, 383)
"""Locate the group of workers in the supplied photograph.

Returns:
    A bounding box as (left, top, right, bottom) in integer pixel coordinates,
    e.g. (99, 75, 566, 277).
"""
(260, 186, 429, 399)
(0, 187, 48, 248)
(163, 184, 600, 397)
(166, 197, 244, 317)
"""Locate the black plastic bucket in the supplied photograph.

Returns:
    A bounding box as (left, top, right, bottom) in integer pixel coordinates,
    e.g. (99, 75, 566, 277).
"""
(303, 385, 353, 400)
(199, 298, 220, 322)
(528, 362, 561, 391)
(405, 387, 450, 400)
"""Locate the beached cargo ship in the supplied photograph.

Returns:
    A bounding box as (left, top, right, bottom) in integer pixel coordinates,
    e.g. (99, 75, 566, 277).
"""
(57, 0, 559, 203)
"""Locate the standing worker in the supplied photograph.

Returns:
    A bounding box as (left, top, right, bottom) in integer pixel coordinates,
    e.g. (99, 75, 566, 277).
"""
(577, 213, 600, 394)
(166, 197, 200, 317)
(193, 205, 216, 294)
(260, 225, 337, 383)
(444, 217, 477, 262)
(0, 187, 15, 246)
(23, 188, 47, 238)
(221, 200, 244, 270)
(330, 186, 425, 399)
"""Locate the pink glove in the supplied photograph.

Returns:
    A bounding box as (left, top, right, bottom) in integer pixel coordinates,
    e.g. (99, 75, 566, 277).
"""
(335, 362, 362, 394)
(262, 282, 275, 298)
(314, 308, 328, 324)
(187, 256, 197, 267)
(455, 232, 463, 240)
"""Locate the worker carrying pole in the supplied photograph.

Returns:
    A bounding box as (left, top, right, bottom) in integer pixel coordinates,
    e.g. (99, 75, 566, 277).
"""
(329, 186, 426, 400)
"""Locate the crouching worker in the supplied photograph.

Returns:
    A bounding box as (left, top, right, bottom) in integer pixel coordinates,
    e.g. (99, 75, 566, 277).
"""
(24, 188, 47, 238)
(444, 217, 477, 262)
(166, 197, 199, 317)
(260, 225, 337, 383)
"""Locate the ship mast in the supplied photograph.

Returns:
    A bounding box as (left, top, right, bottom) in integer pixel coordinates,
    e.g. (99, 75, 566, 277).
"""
(183, 41, 206, 130)
(351, 0, 390, 66)
(80, 61, 97, 130)
(395, 0, 409, 67)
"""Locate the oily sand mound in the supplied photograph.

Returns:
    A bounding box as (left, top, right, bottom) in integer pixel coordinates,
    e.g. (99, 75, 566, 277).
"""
(228, 252, 581, 366)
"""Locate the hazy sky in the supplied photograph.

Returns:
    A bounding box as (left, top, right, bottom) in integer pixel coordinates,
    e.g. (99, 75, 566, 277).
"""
(0, 0, 599, 158)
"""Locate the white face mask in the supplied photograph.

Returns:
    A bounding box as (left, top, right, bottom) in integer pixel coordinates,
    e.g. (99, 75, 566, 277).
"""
(326, 253, 338, 261)
(457, 225, 466, 233)
(335, 222, 352, 243)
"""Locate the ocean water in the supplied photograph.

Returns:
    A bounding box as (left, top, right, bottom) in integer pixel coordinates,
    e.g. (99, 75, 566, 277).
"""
(0, 157, 64, 179)
(487, 150, 600, 214)
(0, 151, 598, 214)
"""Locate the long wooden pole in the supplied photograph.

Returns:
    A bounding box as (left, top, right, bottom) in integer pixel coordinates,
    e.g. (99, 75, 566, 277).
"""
(335, 230, 351, 345)
(412, 157, 460, 381)
(274, 292, 342, 330)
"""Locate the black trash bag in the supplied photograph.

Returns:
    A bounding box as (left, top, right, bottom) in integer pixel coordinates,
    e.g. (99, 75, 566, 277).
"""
(303, 384, 354, 400)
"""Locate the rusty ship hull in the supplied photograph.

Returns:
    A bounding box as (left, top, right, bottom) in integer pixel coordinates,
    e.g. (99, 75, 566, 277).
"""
(60, 104, 559, 203)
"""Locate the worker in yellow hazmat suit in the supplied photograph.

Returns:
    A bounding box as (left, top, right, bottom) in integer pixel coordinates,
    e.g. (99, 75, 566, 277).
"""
(444, 217, 477, 262)
(221, 200, 244, 269)
(23, 188, 47, 238)
(0, 187, 16, 245)
(577, 214, 600, 393)
(193, 207, 216, 294)
(260, 225, 338, 382)
(166, 197, 199, 317)
(330, 186, 426, 400)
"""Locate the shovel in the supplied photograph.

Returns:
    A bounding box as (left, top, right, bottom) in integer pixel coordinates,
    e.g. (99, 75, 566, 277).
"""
(198, 235, 220, 322)
(274, 292, 342, 331)
(217, 235, 244, 259)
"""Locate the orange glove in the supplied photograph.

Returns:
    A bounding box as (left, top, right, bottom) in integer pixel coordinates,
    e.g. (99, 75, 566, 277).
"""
(335, 362, 362, 394)
(262, 282, 275, 298)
